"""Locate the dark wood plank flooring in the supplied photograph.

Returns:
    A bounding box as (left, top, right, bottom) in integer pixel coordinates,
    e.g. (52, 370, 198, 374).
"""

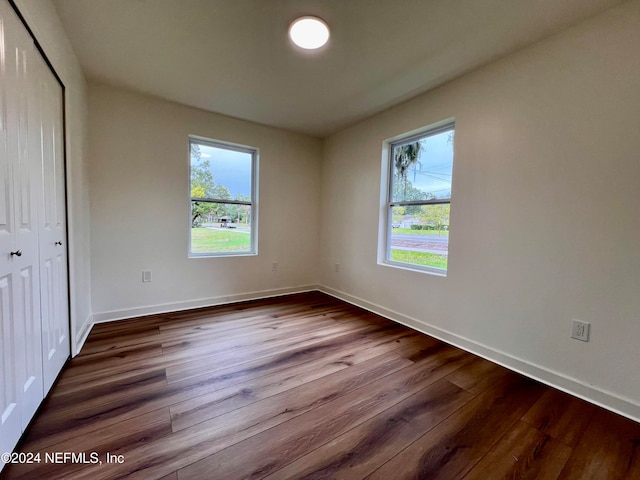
(3, 291, 639, 479)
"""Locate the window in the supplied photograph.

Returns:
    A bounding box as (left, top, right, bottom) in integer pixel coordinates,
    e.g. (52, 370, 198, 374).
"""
(189, 137, 258, 256)
(384, 123, 455, 274)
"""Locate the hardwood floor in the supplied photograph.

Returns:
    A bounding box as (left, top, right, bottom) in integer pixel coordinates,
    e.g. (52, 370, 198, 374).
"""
(3, 291, 639, 479)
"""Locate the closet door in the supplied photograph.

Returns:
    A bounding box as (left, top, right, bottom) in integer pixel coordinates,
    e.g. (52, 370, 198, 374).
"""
(36, 49, 69, 395)
(13, 4, 44, 429)
(0, 0, 44, 458)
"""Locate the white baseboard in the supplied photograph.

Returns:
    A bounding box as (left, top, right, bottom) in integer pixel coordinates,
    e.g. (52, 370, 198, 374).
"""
(318, 285, 640, 424)
(91, 284, 320, 324)
(73, 314, 93, 357)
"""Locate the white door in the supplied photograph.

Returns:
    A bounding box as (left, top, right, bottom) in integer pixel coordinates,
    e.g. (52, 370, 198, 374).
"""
(0, 0, 44, 459)
(0, 3, 23, 456)
(35, 50, 69, 395)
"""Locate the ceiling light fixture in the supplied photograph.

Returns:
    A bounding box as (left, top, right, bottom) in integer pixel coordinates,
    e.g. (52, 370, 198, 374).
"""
(289, 16, 330, 50)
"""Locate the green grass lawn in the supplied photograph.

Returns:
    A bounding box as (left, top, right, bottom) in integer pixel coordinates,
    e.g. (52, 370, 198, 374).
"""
(191, 228, 251, 253)
(390, 249, 448, 269)
(393, 228, 449, 236)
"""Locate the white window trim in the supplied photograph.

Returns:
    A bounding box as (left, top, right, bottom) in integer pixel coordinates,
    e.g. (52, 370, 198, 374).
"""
(188, 135, 259, 258)
(378, 121, 454, 276)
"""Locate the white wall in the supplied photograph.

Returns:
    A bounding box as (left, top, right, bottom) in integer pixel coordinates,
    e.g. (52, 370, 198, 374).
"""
(13, 0, 91, 355)
(320, 0, 640, 420)
(88, 83, 322, 319)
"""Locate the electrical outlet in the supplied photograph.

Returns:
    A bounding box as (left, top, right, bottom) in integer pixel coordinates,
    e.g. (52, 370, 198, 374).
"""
(142, 270, 152, 282)
(272, 262, 279, 272)
(571, 319, 590, 342)
(335, 263, 340, 272)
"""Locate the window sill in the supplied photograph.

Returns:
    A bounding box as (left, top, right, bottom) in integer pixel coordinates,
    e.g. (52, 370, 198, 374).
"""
(189, 251, 257, 259)
(380, 259, 447, 277)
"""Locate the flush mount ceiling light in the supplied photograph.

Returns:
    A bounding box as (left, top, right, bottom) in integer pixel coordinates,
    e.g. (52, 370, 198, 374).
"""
(289, 16, 330, 50)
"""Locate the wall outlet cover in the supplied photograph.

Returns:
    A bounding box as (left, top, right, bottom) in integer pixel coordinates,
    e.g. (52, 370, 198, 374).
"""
(571, 319, 590, 342)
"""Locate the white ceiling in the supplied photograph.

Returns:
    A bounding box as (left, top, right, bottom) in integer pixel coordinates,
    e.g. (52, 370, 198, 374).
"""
(53, 0, 623, 138)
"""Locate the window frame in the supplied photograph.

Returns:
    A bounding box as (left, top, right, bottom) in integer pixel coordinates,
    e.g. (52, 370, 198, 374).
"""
(383, 122, 455, 276)
(188, 136, 259, 258)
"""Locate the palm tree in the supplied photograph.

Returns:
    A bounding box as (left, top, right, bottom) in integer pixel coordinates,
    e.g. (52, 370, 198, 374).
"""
(394, 142, 421, 198)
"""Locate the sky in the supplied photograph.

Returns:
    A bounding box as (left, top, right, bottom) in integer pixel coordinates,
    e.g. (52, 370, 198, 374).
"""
(399, 129, 454, 199)
(198, 143, 253, 197)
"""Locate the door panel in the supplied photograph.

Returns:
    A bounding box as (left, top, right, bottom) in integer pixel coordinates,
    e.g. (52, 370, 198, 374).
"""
(0, 274, 21, 459)
(0, 2, 25, 461)
(36, 53, 68, 394)
(13, 11, 43, 428)
(41, 257, 54, 359)
(19, 264, 42, 427)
